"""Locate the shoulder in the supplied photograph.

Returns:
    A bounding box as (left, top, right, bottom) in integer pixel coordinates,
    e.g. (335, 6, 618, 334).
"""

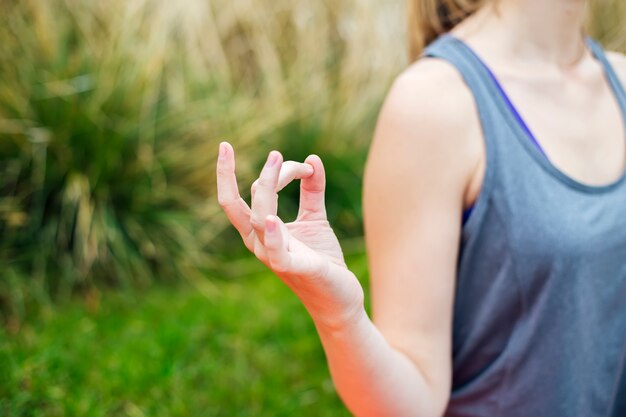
(380, 57, 478, 136)
(366, 57, 482, 187)
(606, 50, 626, 86)
(371, 57, 481, 156)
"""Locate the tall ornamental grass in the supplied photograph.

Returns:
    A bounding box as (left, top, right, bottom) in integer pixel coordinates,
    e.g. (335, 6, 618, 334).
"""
(0, 0, 404, 320)
(0, 0, 623, 321)
(588, 0, 626, 51)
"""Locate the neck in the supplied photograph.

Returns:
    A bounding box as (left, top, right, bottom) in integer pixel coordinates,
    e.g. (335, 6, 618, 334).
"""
(461, 0, 589, 68)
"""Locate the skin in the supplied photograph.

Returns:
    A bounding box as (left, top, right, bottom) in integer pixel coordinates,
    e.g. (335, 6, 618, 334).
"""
(216, 0, 626, 415)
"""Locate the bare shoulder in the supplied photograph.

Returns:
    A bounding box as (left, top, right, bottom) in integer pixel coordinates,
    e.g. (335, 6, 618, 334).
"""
(379, 57, 478, 140)
(607, 51, 626, 85)
(367, 56, 483, 191)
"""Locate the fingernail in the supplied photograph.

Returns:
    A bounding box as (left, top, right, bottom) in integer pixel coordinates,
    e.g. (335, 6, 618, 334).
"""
(266, 217, 276, 233)
(219, 142, 227, 159)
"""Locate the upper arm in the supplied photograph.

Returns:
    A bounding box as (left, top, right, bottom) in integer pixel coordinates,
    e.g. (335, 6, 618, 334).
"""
(362, 58, 482, 411)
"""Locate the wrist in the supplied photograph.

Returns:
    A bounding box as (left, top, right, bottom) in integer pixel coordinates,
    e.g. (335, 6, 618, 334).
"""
(306, 287, 367, 336)
(319, 307, 368, 340)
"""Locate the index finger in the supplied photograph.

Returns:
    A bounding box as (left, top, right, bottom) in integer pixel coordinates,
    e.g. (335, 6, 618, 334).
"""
(216, 141, 253, 239)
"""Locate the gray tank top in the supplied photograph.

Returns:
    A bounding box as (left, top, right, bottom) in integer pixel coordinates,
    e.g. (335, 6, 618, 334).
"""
(423, 35, 626, 417)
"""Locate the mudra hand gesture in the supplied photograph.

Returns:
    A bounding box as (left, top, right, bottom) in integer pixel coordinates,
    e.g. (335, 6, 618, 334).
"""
(216, 142, 364, 328)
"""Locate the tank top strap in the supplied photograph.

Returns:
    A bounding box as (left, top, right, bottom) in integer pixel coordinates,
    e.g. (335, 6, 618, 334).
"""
(421, 34, 518, 226)
(585, 37, 626, 118)
(421, 34, 512, 152)
(420, 33, 540, 177)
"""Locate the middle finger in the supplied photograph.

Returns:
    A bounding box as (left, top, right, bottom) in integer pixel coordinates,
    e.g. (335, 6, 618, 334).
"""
(251, 160, 314, 201)
(250, 150, 283, 243)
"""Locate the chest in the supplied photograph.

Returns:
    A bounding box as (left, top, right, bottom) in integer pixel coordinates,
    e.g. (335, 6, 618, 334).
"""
(499, 175, 626, 263)
(504, 76, 626, 187)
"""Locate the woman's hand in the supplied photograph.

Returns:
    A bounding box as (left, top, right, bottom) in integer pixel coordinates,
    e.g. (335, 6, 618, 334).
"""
(216, 142, 364, 329)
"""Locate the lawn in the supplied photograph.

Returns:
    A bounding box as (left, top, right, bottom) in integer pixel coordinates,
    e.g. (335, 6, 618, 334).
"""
(0, 252, 369, 417)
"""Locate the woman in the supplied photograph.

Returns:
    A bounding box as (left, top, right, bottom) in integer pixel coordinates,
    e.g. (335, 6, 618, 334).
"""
(216, 0, 626, 415)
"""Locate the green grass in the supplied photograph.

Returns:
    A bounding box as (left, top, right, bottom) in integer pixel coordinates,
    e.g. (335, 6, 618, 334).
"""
(0, 252, 369, 417)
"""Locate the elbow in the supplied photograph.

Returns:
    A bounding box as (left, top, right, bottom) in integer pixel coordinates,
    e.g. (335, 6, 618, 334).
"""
(347, 389, 450, 417)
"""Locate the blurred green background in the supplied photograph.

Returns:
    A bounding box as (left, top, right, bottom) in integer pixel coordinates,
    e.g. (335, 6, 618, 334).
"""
(0, 0, 624, 415)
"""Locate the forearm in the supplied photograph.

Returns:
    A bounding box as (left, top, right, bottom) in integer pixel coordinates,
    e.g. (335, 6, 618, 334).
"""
(308, 303, 446, 417)
(217, 143, 449, 414)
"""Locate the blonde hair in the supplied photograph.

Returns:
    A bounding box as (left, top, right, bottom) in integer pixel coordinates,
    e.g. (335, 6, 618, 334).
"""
(407, 0, 486, 61)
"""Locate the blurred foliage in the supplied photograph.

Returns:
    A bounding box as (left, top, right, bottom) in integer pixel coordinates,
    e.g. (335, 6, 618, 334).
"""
(587, 0, 626, 51)
(0, 0, 404, 321)
(0, 0, 624, 320)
